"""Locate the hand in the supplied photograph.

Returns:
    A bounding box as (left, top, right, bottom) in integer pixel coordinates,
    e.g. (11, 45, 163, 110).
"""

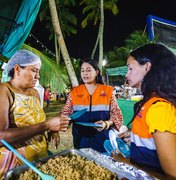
(48, 131, 60, 149)
(118, 131, 131, 144)
(94, 120, 107, 131)
(46, 115, 70, 132)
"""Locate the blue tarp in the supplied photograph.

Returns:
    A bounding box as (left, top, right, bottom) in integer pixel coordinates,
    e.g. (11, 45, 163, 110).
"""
(0, 0, 42, 58)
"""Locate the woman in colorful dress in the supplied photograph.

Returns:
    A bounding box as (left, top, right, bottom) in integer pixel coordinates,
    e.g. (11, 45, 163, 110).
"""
(0, 50, 69, 178)
(61, 58, 123, 153)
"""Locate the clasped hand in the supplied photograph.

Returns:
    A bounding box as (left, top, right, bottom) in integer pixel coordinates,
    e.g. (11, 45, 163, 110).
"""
(94, 120, 108, 131)
(46, 115, 70, 132)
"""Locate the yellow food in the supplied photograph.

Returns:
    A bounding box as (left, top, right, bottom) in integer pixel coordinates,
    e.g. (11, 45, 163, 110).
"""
(18, 154, 118, 180)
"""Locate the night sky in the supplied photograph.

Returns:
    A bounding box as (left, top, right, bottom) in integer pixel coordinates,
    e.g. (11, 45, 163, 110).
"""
(30, 0, 176, 59)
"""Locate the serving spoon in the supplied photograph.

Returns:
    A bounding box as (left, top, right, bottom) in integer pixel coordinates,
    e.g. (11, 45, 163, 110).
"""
(1, 139, 54, 180)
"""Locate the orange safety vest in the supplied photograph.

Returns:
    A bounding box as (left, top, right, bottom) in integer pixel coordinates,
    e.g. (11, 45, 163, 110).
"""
(131, 97, 169, 172)
(71, 84, 113, 152)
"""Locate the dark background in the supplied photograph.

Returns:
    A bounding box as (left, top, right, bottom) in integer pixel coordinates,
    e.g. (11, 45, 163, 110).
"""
(30, 0, 176, 59)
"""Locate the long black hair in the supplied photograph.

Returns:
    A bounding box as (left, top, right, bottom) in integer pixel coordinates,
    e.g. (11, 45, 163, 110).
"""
(79, 58, 104, 84)
(129, 43, 176, 125)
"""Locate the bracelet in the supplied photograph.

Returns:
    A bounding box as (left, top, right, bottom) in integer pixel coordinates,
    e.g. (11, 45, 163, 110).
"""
(104, 121, 110, 130)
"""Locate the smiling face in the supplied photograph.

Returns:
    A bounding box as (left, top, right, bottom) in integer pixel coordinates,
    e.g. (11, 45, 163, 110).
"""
(15, 63, 41, 88)
(81, 62, 98, 84)
(126, 56, 151, 89)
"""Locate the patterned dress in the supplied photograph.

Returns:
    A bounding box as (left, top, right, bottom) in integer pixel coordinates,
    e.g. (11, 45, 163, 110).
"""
(0, 83, 48, 179)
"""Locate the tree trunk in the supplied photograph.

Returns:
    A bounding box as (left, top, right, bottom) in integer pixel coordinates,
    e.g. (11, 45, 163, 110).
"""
(48, 0, 78, 87)
(91, 30, 100, 59)
(55, 33, 59, 64)
(98, 0, 104, 71)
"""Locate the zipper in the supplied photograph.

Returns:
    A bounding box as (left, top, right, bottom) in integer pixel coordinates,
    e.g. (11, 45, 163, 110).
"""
(89, 95, 92, 120)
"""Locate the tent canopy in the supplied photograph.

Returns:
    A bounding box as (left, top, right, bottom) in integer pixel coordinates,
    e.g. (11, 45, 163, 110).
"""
(147, 14, 176, 49)
(106, 66, 127, 76)
(0, 0, 41, 58)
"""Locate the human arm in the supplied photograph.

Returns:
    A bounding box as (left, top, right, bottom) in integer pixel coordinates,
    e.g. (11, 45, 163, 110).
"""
(60, 93, 73, 116)
(153, 131, 176, 179)
(146, 101, 176, 178)
(0, 115, 69, 147)
(95, 94, 123, 131)
(48, 93, 73, 148)
(0, 84, 69, 147)
(110, 94, 123, 130)
(117, 131, 131, 143)
(48, 131, 60, 149)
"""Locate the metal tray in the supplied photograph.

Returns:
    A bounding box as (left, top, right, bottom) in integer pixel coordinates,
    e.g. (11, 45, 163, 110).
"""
(5, 148, 154, 180)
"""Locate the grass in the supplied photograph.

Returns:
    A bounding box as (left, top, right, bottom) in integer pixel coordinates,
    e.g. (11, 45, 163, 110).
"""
(44, 100, 73, 154)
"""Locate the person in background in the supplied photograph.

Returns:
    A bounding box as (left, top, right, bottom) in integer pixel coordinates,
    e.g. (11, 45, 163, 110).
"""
(122, 43, 176, 179)
(61, 58, 123, 153)
(0, 50, 69, 178)
(44, 86, 51, 110)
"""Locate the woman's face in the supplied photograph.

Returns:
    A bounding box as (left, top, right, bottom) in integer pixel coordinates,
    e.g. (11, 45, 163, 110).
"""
(81, 62, 98, 84)
(17, 63, 41, 88)
(126, 56, 150, 89)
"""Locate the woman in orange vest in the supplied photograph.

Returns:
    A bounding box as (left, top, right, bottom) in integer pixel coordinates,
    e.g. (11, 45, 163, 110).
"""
(61, 58, 122, 153)
(124, 43, 176, 179)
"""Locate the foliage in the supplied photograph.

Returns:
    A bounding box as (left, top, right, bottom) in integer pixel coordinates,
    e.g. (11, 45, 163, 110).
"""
(71, 58, 81, 82)
(22, 44, 69, 93)
(106, 30, 153, 69)
(108, 75, 125, 86)
(124, 30, 152, 50)
(47, 0, 78, 87)
(80, 0, 118, 28)
(80, 0, 118, 70)
(39, 0, 77, 40)
(106, 47, 129, 68)
(105, 30, 153, 85)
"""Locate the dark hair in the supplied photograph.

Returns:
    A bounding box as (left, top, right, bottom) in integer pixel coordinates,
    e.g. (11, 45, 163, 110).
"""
(8, 65, 26, 78)
(129, 43, 176, 125)
(79, 58, 103, 84)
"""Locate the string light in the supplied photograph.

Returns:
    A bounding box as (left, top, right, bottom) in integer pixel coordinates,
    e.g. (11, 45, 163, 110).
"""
(29, 33, 56, 58)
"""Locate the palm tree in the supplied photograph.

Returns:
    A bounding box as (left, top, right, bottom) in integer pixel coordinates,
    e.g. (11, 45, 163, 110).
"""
(106, 46, 129, 68)
(39, 0, 77, 64)
(80, 0, 118, 71)
(22, 44, 69, 93)
(106, 31, 152, 69)
(124, 30, 152, 50)
(48, 0, 78, 87)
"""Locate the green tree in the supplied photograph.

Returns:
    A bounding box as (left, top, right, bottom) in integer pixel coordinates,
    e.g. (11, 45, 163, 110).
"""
(124, 30, 152, 50)
(106, 30, 153, 69)
(80, 0, 118, 71)
(106, 47, 129, 68)
(39, 0, 77, 65)
(22, 44, 69, 93)
(47, 0, 78, 87)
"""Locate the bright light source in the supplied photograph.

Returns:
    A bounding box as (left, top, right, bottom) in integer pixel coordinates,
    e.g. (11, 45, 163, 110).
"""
(103, 59, 107, 66)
